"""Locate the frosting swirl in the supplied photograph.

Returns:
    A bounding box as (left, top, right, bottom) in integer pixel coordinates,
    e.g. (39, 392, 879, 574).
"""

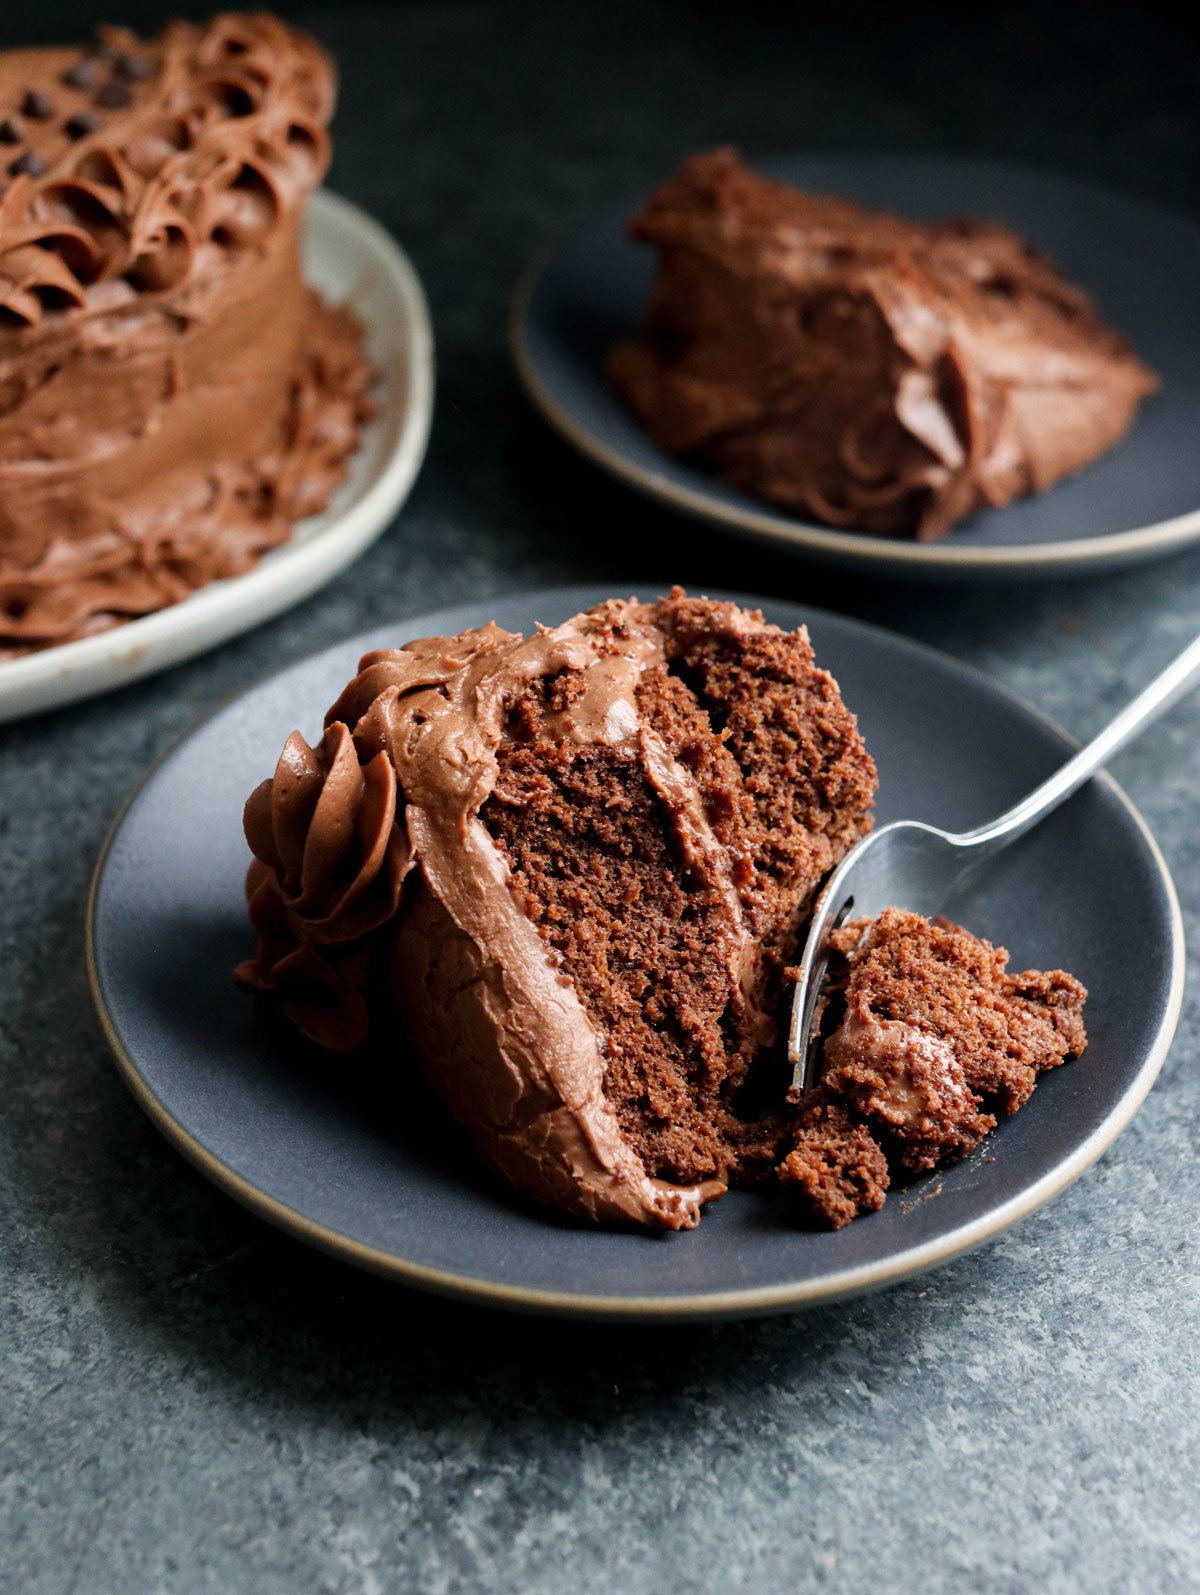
(0, 15, 331, 328)
(237, 723, 413, 1051)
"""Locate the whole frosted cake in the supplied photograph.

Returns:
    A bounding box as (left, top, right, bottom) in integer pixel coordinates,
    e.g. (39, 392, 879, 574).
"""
(237, 591, 1088, 1230)
(0, 12, 372, 657)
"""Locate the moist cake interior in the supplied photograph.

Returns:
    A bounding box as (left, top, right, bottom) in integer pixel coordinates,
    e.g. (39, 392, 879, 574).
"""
(480, 594, 876, 1190)
(778, 909, 1088, 1226)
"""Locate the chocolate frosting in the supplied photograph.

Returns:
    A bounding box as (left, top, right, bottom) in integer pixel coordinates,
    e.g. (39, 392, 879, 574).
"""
(824, 1009, 987, 1143)
(0, 13, 371, 655)
(237, 600, 780, 1227)
(609, 149, 1159, 540)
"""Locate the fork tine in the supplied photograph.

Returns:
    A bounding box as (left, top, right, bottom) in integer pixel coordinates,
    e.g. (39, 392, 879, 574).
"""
(786, 883, 855, 1101)
(786, 951, 828, 1103)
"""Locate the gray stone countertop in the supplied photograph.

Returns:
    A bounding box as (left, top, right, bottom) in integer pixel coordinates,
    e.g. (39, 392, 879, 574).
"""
(2, 2, 1198, 1591)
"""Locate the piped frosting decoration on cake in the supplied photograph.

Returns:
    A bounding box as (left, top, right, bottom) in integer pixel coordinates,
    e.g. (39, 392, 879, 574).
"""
(0, 17, 331, 324)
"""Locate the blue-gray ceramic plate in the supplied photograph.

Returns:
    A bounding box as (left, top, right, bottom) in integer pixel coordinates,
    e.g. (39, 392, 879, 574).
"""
(88, 587, 1184, 1319)
(512, 158, 1200, 580)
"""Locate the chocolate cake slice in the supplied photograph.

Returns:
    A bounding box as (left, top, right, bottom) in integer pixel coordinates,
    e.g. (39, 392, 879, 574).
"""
(237, 595, 1089, 1232)
(237, 591, 878, 1228)
(779, 909, 1087, 1226)
(609, 149, 1158, 540)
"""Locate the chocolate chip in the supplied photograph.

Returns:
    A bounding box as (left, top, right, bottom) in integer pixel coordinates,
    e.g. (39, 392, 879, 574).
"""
(86, 38, 117, 63)
(0, 118, 21, 145)
(96, 80, 133, 110)
(114, 54, 153, 82)
(62, 59, 100, 90)
(65, 112, 101, 140)
(8, 150, 45, 178)
(21, 90, 55, 122)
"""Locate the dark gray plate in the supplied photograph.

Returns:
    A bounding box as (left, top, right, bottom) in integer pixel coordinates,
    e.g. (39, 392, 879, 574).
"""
(88, 587, 1184, 1319)
(512, 157, 1200, 580)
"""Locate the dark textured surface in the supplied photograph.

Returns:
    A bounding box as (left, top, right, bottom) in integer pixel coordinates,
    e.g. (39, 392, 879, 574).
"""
(2, 3, 1198, 1591)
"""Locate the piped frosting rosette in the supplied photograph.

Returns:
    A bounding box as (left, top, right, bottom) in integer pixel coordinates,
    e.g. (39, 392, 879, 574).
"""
(237, 722, 413, 1051)
(0, 14, 331, 328)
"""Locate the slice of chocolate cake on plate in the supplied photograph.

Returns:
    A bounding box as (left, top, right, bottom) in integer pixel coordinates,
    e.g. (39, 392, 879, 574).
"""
(237, 591, 1087, 1230)
(609, 149, 1158, 540)
(238, 590, 878, 1228)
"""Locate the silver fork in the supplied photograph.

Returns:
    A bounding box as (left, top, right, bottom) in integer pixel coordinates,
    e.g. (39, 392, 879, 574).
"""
(788, 630, 1200, 1100)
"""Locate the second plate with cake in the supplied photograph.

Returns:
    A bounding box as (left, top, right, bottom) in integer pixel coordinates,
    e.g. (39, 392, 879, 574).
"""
(513, 156, 1200, 580)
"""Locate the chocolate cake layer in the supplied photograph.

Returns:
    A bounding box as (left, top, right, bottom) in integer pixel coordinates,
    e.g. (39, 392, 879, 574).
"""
(237, 591, 877, 1228)
(0, 12, 371, 656)
(609, 149, 1158, 540)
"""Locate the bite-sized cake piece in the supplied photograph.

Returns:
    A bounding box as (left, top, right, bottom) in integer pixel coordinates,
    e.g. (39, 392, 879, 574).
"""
(0, 12, 372, 657)
(777, 1100, 890, 1229)
(609, 148, 1158, 541)
(778, 909, 1088, 1226)
(237, 591, 878, 1229)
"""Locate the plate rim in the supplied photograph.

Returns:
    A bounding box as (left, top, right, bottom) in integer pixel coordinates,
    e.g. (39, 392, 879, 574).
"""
(86, 584, 1187, 1321)
(511, 153, 1200, 575)
(0, 188, 435, 722)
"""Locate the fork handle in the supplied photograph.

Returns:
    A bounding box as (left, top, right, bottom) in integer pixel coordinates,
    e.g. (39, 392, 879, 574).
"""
(960, 630, 1200, 854)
